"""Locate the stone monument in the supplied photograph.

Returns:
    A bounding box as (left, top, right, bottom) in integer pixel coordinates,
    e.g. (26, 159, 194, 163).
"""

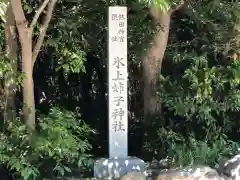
(94, 6, 145, 179)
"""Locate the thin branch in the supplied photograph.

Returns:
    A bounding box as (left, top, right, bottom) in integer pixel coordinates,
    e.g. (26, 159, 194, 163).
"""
(169, 0, 185, 14)
(222, 42, 231, 60)
(32, 0, 57, 66)
(30, 0, 50, 31)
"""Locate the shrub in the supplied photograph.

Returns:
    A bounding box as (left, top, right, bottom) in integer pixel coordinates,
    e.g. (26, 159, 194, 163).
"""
(145, 126, 240, 167)
(159, 53, 240, 139)
(167, 133, 240, 167)
(145, 53, 240, 167)
(0, 107, 94, 180)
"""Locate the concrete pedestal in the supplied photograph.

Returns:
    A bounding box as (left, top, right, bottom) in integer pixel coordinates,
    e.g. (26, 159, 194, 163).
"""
(94, 156, 145, 179)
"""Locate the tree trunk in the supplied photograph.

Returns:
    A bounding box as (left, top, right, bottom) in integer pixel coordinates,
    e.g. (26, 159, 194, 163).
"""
(4, 3, 18, 122)
(143, 7, 171, 121)
(10, 0, 35, 132)
(11, 0, 35, 131)
(22, 38, 35, 132)
(10, 0, 57, 132)
(18, 25, 35, 132)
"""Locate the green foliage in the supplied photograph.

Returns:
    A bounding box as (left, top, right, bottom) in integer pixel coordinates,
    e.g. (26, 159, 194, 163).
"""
(0, 56, 24, 88)
(152, 2, 240, 162)
(147, 1, 240, 165)
(0, 56, 24, 112)
(171, 134, 239, 167)
(159, 53, 240, 136)
(55, 48, 86, 73)
(0, 107, 94, 180)
(138, 0, 171, 12)
(0, 56, 12, 79)
(44, 0, 88, 74)
(0, 0, 8, 23)
(170, 0, 240, 62)
(155, 128, 240, 167)
(137, 0, 185, 13)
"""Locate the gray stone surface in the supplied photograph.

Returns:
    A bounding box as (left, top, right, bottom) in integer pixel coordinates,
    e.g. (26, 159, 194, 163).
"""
(156, 175, 226, 180)
(154, 165, 225, 180)
(120, 171, 146, 180)
(216, 154, 240, 180)
(156, 165, 218, 177)
(94, 156, 145, 179)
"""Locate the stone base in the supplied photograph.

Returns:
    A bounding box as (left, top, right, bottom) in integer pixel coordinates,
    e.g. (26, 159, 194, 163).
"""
(94, 156, 145, 179)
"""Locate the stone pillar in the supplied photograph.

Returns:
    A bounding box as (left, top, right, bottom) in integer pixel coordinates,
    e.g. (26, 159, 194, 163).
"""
(94, 6, 145, 179)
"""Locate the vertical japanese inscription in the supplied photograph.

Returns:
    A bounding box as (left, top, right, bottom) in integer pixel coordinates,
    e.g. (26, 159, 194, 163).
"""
(108, 6, 127, 158)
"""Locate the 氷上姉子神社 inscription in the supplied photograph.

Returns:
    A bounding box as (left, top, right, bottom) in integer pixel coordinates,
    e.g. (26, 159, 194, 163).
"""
(108, 6, 127, 158)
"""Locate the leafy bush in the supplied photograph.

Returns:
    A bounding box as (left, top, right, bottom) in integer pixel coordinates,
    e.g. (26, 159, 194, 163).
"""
(147, 52, 240, 166)
(146, 127, 240, 167)
(159, 52, 240, 138)
(171, 135, 240, 166)
(166, 132, 240, 167)
(0, 107, 94, 180)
